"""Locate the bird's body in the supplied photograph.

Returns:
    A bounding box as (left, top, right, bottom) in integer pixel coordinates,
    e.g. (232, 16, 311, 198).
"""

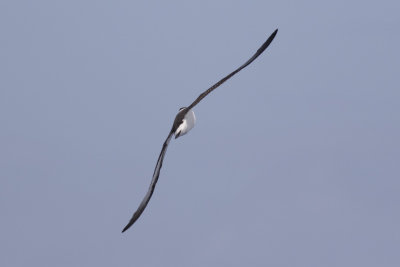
(174, 108, 196, 139)
(122, 29, 278, 233)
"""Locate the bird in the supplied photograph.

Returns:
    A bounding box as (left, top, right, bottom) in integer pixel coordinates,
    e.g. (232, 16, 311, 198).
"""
(122, 29, 278, 233)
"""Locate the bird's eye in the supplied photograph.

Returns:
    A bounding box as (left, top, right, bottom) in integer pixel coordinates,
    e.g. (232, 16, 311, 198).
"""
(179, 107, 186, 111)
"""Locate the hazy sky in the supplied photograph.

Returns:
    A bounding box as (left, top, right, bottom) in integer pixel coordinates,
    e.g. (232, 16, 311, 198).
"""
(1, 1, 399, 266)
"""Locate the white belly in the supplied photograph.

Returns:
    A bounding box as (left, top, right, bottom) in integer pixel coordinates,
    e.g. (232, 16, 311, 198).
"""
(175, 109, 196, 137)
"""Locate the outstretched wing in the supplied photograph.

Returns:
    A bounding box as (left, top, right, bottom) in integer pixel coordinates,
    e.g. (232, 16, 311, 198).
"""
(187, 29, 278, 111)
(122, 29, 278, 232)
(122, 131, 174, 233)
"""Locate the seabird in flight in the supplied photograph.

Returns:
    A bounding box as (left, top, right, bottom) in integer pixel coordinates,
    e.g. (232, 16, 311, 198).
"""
(122, 29, 278, 233)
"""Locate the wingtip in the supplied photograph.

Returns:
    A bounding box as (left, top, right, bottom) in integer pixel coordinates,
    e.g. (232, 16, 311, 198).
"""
(121, 226, 129, 233)
(121, 222, 132, 233)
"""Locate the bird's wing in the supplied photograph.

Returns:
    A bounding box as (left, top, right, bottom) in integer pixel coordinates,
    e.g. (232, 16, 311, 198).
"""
(122, 29, 278, 233)
(122, 131, 174, 233)
(187, 29, 278, 111)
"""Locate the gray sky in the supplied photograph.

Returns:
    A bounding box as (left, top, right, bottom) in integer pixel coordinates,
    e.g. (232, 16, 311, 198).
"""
(1, 0, 399, 266)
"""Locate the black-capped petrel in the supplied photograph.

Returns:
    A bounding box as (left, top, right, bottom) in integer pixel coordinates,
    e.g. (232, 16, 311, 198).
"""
(122, 29, 278, 233)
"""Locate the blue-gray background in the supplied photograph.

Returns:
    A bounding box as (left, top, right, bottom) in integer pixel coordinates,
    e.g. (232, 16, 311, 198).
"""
(1, 1, 399, 266)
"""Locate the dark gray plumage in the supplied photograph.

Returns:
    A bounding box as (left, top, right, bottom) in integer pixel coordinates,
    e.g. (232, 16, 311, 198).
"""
(122, 29, 278, 233)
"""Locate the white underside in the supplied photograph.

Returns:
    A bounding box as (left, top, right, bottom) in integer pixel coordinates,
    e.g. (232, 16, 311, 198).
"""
(175, 109, 196, 137)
